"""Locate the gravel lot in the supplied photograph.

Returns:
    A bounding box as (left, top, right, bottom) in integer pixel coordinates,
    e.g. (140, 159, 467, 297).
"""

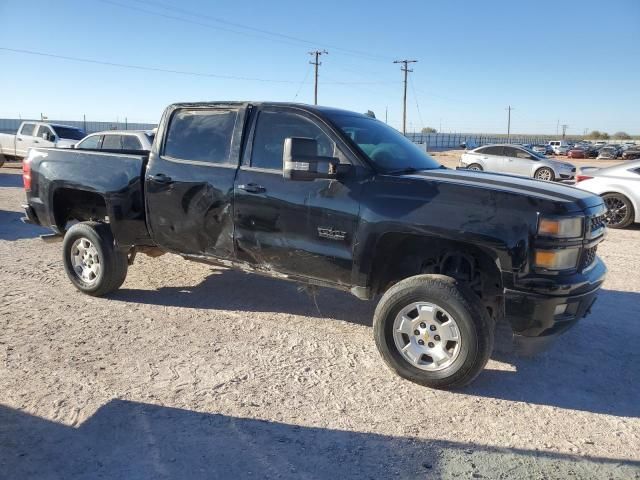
(1, 166, 639, 479)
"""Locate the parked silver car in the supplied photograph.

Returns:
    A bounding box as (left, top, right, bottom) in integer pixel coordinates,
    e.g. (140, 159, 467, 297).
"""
(74, 130, 155, 152)
(575, 160, 640, 228)
(460, 144, 576, 181)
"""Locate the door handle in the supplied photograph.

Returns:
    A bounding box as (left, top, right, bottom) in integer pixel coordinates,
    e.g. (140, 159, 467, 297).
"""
(238, 183, 266, 194)
(148, 173, 173, 184)
(34, 140, 39, 144)
(17, 138, 22, 141)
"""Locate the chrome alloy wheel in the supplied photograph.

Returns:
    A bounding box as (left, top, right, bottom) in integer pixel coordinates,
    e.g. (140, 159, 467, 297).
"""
(604, 196, 628, 227)
(392, 302, 462, 371)
(70, 237, 101, 285)
(535, 168, 553, 181)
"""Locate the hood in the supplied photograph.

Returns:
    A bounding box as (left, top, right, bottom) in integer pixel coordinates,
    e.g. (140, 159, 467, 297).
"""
(400, 168, 604, 212)
(56, 139, 78, 148)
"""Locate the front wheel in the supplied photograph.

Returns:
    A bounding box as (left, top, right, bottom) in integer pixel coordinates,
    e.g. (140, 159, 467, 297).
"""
(373, 274, 493, 389)
(467, 163, 483, 171)
(62, 222, 128, 296)
(603, 193, 635, 229)
(534, 167, 555, 181)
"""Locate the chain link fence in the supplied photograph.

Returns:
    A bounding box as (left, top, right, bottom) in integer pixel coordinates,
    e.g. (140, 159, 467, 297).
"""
(0, 118, 157, 135)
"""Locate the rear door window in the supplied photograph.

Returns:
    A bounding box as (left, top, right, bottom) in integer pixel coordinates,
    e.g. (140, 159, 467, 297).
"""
(101, 135, 123, 150)
(164, 109, 238, 164)
(19, 123, 36, 136)
(122, 135, 143, 150)
(480, 146, 504, 156)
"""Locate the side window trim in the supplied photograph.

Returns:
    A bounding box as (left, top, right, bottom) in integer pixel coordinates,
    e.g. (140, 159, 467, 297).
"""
(160, 106, 242, 168)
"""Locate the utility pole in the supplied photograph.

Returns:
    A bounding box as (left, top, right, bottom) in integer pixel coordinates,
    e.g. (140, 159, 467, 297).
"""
(556, 119, 559, 136)
(385, 106, 388, 124)
(308, 50, 328, 105)
(561, 124, 568, 139)
(506, 106, 513, 143)
(393, 59, 417, 135)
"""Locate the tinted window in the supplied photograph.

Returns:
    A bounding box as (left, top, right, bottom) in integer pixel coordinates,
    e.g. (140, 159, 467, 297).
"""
(76, 135, 102, 150)
(251, 110, 335, 170)
(101, 135, 122, 149)
(122, 135, 143, 150)
(164, 109, 237, 164)
(480, 146, 504, 156)
(36, 125, 54, 139)
(503, 146, 526, 158)
(20, 123, 36, 136)
(51, 126, 85, 140)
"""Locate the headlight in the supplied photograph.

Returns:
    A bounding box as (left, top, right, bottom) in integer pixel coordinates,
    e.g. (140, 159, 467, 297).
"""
(538, 217, 583, 238)
(534, 248, 580, 270)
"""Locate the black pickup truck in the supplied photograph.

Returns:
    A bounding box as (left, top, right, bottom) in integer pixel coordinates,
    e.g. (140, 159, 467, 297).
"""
(22, 102, 607, 388)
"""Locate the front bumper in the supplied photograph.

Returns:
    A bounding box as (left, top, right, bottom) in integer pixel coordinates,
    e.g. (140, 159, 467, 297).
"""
(505, 257, 606, 354)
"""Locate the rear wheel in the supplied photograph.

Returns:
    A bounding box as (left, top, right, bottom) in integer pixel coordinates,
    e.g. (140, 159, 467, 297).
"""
(467, 163, 483, 171)
(62, 222, 128, 296)
(603, 193, 634, 229)
(534, 167, 555, 181)
(373, 274, 493, 389)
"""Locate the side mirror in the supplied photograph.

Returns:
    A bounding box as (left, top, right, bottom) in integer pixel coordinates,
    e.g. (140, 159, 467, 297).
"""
(282, 137, 342, 181)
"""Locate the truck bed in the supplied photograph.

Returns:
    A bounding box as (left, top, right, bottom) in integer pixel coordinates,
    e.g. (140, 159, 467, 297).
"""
(25, 148, 152, 247)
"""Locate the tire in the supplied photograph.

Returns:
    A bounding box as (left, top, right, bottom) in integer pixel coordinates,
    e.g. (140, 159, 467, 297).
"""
(602, 193, 635, 229)
(62, 222, 128, 296)
(373, 274, 494, 389)
(534, 167, 555, 181)
(467, 163, 483, 171)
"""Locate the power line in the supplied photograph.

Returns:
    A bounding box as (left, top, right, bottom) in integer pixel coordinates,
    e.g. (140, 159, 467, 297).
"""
(97, 0, 392, 62)
(309, 50, 328, 105)
(409, 75, 425, 132)
(393, 59, 417, 135)
(0, 47, 393, 86)
(292, 65, 312, 101)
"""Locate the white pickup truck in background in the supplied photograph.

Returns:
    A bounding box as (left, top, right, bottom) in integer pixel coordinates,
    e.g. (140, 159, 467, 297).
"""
(0, 121, 85, 165)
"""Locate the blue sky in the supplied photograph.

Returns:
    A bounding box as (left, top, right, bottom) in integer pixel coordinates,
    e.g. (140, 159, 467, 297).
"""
(0, 0, 638, 134)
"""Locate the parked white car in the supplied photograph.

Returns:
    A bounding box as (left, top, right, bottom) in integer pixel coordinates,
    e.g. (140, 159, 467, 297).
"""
(460, 144, 576, 181)
(0, 121, 85, 162)
(574, 160, 640, 228)
(74, 130, 155, 151)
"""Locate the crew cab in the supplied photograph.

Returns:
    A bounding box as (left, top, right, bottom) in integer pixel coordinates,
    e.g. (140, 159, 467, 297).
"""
(21, 102, 607, 389)
(0, 121, 85, 163)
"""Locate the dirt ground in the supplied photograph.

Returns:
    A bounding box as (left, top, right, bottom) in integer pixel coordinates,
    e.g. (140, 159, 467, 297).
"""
(1, 166, 639, 479)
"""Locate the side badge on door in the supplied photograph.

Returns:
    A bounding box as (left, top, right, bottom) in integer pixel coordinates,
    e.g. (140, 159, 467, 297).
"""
(318, 227, 347, 241)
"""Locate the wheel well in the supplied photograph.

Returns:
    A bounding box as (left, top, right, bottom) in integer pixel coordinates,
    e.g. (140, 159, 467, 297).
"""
(53, 188, 108, 231)
(370, 234, 504, 319)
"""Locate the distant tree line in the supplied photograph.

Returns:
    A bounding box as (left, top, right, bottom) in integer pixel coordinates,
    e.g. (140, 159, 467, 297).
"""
(587, 130, 633, 140)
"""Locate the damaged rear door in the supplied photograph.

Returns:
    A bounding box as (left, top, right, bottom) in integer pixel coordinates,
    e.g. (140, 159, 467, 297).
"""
(145, 104, 247, 258)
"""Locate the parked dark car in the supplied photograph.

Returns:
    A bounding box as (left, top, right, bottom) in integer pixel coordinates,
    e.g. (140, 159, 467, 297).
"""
(597, 146, 619, 159)
(21, 101, 608, 389)
(622, 146, 640, 160)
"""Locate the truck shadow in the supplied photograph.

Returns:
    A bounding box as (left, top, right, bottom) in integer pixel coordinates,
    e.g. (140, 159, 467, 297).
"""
(114, 276, 639, 418)
(0, 399, 637, 479)
(114, 269, 378, 327)
(0, 210, 49, 240)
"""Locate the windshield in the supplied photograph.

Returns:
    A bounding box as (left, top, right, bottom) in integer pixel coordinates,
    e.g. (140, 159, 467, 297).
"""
(52, 126, 85, 140)
(326, 113, 441, 172)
